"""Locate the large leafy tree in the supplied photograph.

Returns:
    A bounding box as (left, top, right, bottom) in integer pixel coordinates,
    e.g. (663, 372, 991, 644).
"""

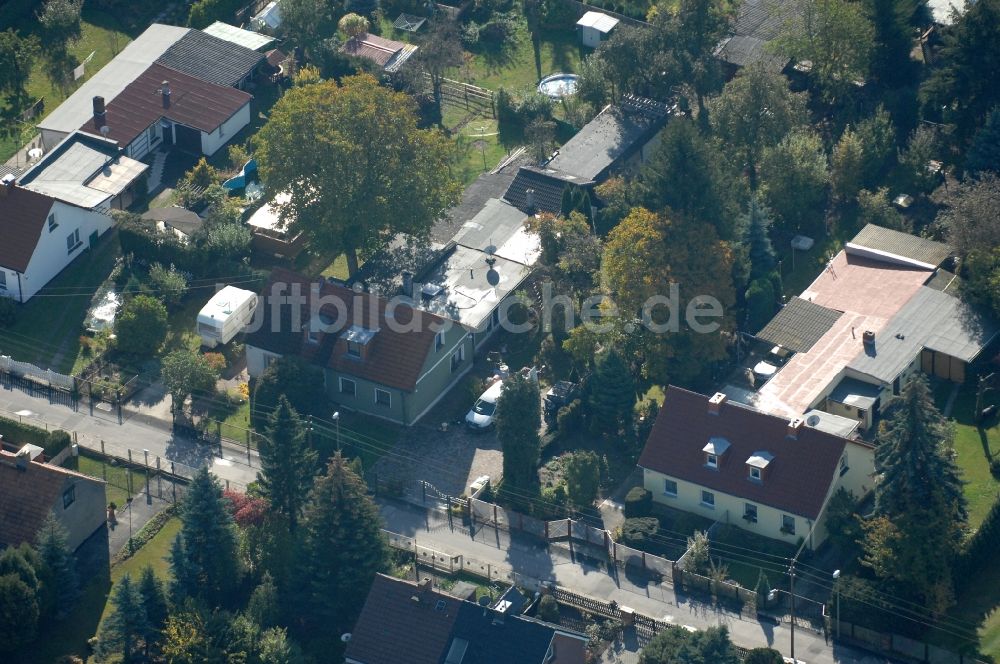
(254, 75, 461, 276)
(259, 397, 319, 531)
(413, 19, 464, 118)
(161, 350, 221, 408)
(652, 0, 731, 113)
(170, 467, 241, 606)
(638, 119, 739, 240)
(921, 0, 1000, 142)
(280, 0, 340, 58)
(861, 376, 967, 611)
(295, 454, 387, 633)
(640, 625, 741, 664)
(115, 295, 168, 357)
(759, 128, 830, 234)
(775, 0, 875, 104)
(496, 373, 542, 496)
(941, 173, 1000, 258)
(966, 107, 1000, 176)
(709, 64, 808, 187)
(602, 208, 736, 386)
(0, 30, 38, 103)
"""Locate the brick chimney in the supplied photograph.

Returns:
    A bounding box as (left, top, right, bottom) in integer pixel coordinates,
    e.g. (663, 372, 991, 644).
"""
(708, 392, 727, 415)
(787, 417, 804, 439)
(92, 96, 106, 128)
(161, 81, 171, 108)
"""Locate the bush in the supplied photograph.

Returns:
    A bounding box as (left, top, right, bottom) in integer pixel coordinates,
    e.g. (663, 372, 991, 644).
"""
(44, 430, 72, 457)
(745, 647, 785, 664)
(556, 398, 583, 434)
(0, 298, 16, 327)
(537, 594, 559, 623)
(114, 295, 168, 358)
(623, 487, 652, 518)
(0, 417, 56, 448)
(619, 517, 663, 553)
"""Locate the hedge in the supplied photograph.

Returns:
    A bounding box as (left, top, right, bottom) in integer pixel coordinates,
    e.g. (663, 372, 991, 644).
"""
(0, 417, 72, 457)
(955, 493, 1000, 589)
(623, 486, 652, 518)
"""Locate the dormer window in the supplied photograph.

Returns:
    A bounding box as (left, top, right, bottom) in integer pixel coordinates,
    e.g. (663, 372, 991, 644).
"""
(343, 324, 378, 360)
(702, 437, 730, 469)
(746, 451, 774, 482)
(347, 340, 361, 357)
(436, 330, 445, 350)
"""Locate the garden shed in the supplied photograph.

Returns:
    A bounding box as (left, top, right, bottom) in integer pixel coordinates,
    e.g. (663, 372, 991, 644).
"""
(576, 11, 619, 48)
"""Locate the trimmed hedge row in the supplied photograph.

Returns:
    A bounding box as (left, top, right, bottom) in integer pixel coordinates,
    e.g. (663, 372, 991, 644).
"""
(0, 417, 72, 457)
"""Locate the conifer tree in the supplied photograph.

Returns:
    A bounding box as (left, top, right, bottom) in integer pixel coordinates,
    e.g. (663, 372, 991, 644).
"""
(589, 348, 636, 437)
(101, 574, 149, 663)
(35, 512, 78, 620)
(861, 375, 967, 610)
(296, 454, 387, 633)
(742, 198, 777, 281)
(171, 467, 241, 606)
(966, 107, 1000, 176)
(495, 373, 542, 495)
(138, 565, 169, 652)
(247, 573, 281, 629)
(259, 397, 318, 531)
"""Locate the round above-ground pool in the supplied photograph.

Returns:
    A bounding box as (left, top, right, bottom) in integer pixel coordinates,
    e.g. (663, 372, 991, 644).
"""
(538, 73, 579, 99)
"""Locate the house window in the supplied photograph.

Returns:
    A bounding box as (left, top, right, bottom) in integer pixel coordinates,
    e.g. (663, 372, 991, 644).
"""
(66, 229, 80, 253)
(63, 486, 75, 509)
(148, 125, 156, 143)
(840, 454, 849, 476)
(706, 453, 718, 469)
(339, 377, 356, 397)
(781, 514, 796, 535)
(47, 213, 57, 232)
(307, 329, 320, 345)
(0, 272, 6, 290)
(375, 388, 391, 407)
(749, 466, 761, 481)
(701, 490, 715, 508)
(436, 330, 445, 350)
(664, 479, 677, 497)
(347, 340, 361, 358)
(451, 345, 465, 372)
(744, 503, 757, 523)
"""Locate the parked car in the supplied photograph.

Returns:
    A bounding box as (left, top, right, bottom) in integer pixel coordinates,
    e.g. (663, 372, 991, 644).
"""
(752, 345, 792, 383)
(544, 380, 580, 421)
(465, 379, 504, 430)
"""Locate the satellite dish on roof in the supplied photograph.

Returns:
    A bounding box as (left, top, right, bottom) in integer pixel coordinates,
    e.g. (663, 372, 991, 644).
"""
(487, 268, 500, 287)
(806, 415, 821, 427)
(340, 633, 352, 643)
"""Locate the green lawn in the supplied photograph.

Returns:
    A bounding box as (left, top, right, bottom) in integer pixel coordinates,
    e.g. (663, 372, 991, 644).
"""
(459, 29, 585, 93)
(164, 297, 206, 355)
(66, 453, 149, 507)
(0, 233, 121, 374)
(453, 118, 511, 184)
(99, 517, 181, 626)
(1, 9, 133, 162)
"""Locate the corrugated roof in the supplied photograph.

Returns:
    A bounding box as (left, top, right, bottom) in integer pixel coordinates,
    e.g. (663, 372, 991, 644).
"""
(847, 286, 999, 383)
(202, 21, 276, 51)
(340, 33, 418, 72)
(156, 29, 265, 87)
(0, 450, 105, 549)
(79, 63, 252, 148)
(576, 10, 619, 32)
(638, 387, 849, 520)
(38, 24, 189, 135)
(17, 131, 148, 208)
(846, 224, 952, 269)
(246, 269, 447, 391)
(757, 296, 844, 353)
(733, 0, 800, 41)
(0, 185, 55, 273)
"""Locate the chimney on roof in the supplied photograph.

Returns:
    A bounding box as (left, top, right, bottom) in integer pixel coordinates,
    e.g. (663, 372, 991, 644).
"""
(708, 392, 727, 415)
(402, 271, 414, 299)
(862, 329, 875, 349)
(161, 81, 171, 108)
(525, 188, 535, 212)
(92, 95, 106, 128)
(787, 417, 804, 439)
(14, 447, 30, 471)
(0, 173, 14, 196)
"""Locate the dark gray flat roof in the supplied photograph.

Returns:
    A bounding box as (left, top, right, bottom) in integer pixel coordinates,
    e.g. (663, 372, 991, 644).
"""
(156, 29, 264, 87)
(757, 296, 844, 353)
(828, 377, 881, 410)
(848, 287, 999, 383)
(453, 197, 529, 255)
(846, 224, 952, 268)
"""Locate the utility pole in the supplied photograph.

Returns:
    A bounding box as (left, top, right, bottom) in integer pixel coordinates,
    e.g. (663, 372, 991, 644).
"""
(789, 563, 797, 662)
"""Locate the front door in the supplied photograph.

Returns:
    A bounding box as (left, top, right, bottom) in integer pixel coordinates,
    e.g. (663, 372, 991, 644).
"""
(89, 231, 99, 249)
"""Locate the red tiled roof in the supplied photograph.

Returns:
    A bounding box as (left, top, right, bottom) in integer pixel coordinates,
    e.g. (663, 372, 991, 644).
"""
(638, 387, 849, 520)
(0, 184, 55, 273)
(0, 450, 105, 549)
(346, 575, 461, 664)
(79, 63, 252, 148)
(247, 269, 447, 391)
(340, 33, 406, 67)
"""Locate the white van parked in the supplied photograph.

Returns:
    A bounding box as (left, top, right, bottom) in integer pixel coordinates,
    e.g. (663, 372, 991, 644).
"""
(465, 379, 505, 430)
(197, 286, 258, 348)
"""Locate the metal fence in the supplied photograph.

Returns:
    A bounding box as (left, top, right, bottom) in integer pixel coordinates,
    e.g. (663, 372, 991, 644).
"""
(830, 618, 987, 664)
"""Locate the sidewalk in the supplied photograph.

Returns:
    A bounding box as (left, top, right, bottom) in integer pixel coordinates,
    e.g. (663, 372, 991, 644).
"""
(378, 499, 897, 664)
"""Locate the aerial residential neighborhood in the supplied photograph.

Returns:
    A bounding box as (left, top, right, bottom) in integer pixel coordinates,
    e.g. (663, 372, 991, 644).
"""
(0, 0, 999, 662)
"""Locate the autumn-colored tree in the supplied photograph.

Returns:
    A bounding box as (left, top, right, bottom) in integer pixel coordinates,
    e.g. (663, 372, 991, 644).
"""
(338, 12, 369, 38)
(254, 75, 461, 276)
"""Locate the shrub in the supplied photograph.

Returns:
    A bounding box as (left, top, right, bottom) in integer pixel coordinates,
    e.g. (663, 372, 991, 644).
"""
(619, 517, 662, 553)
(537, 594, 559, 623)
(556, 398, 583, 434)
(114, 295, 168, 358)
(44, 430, 72, 457)
(623, 487, 652, 518)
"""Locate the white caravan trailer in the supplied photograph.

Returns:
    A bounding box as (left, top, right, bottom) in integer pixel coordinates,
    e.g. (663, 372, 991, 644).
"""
(197, 286, 258, 348)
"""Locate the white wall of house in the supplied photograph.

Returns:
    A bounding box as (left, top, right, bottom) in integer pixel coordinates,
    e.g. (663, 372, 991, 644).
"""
(14, 201, 112, 302)
(246, 344, 282, 377)
(0, 265, 23, 302)
(40, 129, 70, 152)
(201, 103, 252, 156)
(53, 474, 108, 552)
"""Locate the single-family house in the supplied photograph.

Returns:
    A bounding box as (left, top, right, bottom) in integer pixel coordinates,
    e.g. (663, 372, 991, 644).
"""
(141, 206, 204, 244)
(79, 63, 253, 159)
(0, 177, 114, 303)
(345, 575, 588, 664)
(245, 269, 474, 425)
(340, 33, 418, 73)
(37, 23, 261, 151)
(750, 225, 998, 429)
(0, 447, 107, 552)
(16, 130, 149, 211)
(503, 95, 672, 214)
(576, 11, 619, 48)
(639, 387, 875, 548)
